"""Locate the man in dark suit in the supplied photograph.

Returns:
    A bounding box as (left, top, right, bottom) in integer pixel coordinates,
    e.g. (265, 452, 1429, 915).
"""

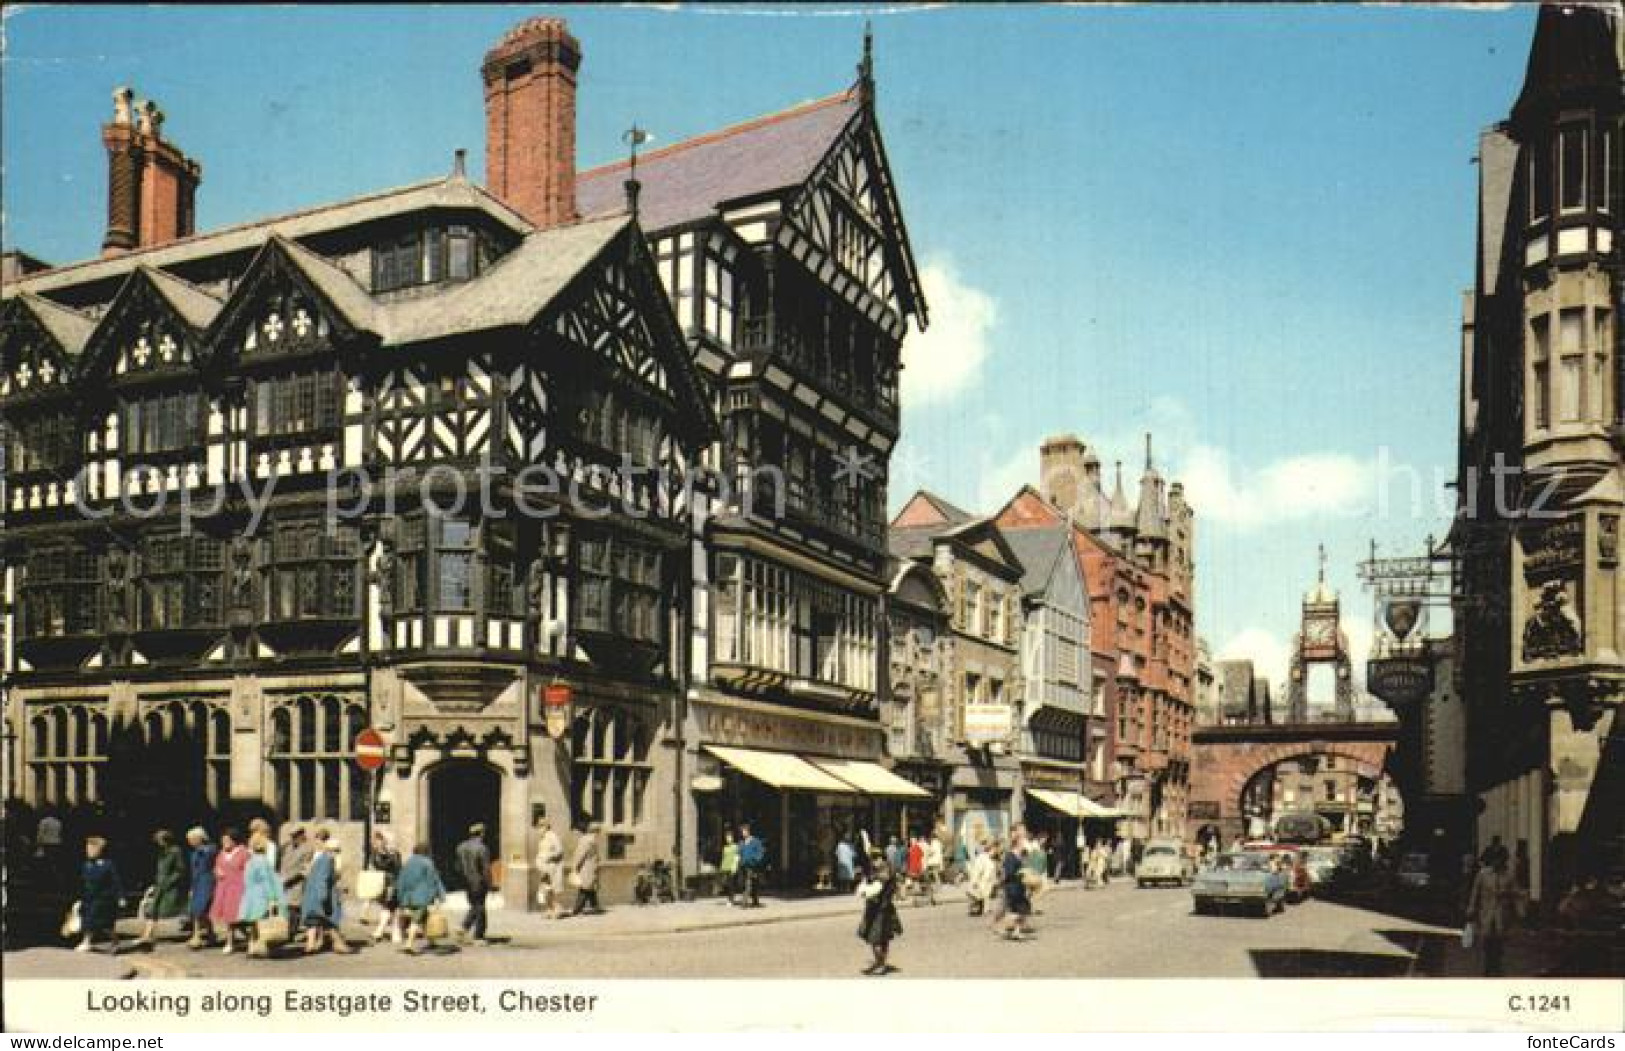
(455, 823, 493, 943)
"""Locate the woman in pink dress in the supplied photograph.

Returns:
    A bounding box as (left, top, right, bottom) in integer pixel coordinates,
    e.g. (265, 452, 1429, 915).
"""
(209, 828, 249, 953)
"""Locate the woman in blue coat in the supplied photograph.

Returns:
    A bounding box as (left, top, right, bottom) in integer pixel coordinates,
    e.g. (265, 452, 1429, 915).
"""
(395, 843, 448, 955)
(76, 836, 124, 954)
(299, 829, 354, 954)
(238, 831, 287, 958)
(185, 827, 218, 949)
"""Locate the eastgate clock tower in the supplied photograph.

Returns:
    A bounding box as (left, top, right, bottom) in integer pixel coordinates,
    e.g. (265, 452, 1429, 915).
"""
(1286, 546, 1355, 723)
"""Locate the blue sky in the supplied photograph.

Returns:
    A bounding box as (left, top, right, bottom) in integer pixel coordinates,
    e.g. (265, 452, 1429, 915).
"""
(2, 3, 1540, 687)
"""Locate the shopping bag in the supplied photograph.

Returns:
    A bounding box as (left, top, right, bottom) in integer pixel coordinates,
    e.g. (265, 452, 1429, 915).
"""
(567, 871, 582, 889)
(1460, 921, 1475, 949)
(256, 903, 291, 947)
(424, 907, 449, 940)
(355, 869, 387, 903)
(60, 902, 82, 939)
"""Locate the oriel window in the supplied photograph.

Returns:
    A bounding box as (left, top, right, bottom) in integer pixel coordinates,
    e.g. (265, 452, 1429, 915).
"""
(436, 518, 476, 611)
(1560, 125, 1588, 213)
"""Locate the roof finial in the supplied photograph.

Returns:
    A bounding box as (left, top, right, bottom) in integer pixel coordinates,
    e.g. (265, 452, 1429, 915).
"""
(1144, 432, 1153, 472)
(1318, 542, 1327, 584)
(622, 124, 651, 220)
(857, 20, 875, 108)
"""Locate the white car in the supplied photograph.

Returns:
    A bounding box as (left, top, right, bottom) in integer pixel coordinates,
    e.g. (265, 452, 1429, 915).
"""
(1136, 841, 1195, 887)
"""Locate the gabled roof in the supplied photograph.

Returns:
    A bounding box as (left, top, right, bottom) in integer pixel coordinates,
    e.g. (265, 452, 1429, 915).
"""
(999, 525, 1071, 599)
(577, 93, 860, 231)
(891, 488, 973, 530)
(3, 175, 531, 298)
(386, 214, 629, 344)
(141, 267, 223, 330)
(3, 291, 98, 357)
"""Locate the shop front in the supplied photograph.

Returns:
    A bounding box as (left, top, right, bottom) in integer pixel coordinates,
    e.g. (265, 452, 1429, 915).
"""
(685, 693, 929, 891)
(1023, 784, 1124, 878)
(946, 747, 1020, 854)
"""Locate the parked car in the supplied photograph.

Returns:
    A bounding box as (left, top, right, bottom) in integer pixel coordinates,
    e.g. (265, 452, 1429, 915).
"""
(1191, 851, 1288, 917)
(1303, 846, 1345, 893)
(1244, 842, 1313, 902)
(1136, 840, 1194, 887)
(1395, 852, 1432, 891)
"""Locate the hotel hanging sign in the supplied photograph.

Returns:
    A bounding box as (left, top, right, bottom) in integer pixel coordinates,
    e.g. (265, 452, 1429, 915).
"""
(540, 680, 573, 740)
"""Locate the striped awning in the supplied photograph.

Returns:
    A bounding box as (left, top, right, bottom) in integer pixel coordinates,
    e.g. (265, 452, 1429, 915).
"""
(809, 759, 932, 799)
(703, 745, 857, 793)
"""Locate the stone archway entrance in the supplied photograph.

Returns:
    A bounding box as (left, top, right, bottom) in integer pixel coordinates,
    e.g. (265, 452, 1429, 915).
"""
(426, 760, 502, 890)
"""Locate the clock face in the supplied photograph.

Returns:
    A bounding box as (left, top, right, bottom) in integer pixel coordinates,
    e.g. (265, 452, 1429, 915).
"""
(1304, 618, 1338, 648)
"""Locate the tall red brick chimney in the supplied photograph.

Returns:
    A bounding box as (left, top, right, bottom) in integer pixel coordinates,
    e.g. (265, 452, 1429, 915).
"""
(100, 87, 201, 258)
(482, 17, 580, 229)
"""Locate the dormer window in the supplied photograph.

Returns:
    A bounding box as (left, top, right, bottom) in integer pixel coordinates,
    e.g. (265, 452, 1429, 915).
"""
(372, 224, 486, 293)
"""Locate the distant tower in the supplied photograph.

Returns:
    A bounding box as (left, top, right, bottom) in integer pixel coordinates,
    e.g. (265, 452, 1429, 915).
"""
(1285, 545, 1354, 723)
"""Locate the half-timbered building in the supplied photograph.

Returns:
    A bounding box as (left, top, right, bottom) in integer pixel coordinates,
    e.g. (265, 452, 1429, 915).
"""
(574, 39, 930, 886)
(2, 18, 720, 904)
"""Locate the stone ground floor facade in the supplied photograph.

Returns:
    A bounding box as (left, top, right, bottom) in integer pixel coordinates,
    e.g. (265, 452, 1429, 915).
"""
(8, 665, 1142, 906)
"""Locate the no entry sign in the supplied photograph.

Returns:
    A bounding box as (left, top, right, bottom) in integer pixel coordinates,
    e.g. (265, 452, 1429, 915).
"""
(354, 727, 388, 771)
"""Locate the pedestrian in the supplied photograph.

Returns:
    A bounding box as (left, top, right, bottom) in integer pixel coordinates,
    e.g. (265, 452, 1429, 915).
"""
(984, 841, 1008, 928)
(248, 817, 278, 873)
(396, 842, 448, 955)
(1466, 845, 1516, 976)
(906, 834, 925, 883)
(738, 823, 767, 907)
(922, 834, 944, 905)
(569, 822, 602, 916)
(718, 830, 740, 905)
(534, 817, 566, 920)
(856, 850, 903, 975)
(966, 839, 999, 916)
(885, 834, 904, 876)
(300, 828, 355, 955)
(454, 822, 493, 942)
(368, 830, 403, 944)
(132, 830, 186, 949)
(835, 835, 856, 894)
(210, 827, 249, 954)
(1000, 828, 1034, 941)
(238, 830, 287, 958)
(278, 825, 312, 931)
(184, 828, 218, 948)
(75, 836, 124, 954)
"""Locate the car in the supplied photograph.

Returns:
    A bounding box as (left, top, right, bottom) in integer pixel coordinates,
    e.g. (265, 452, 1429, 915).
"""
(1395, 852, 1432, 891)
(1191, 851, 1288, 917)
(1136, 840, 1195, 887)
(1303, 846, 1345, 893)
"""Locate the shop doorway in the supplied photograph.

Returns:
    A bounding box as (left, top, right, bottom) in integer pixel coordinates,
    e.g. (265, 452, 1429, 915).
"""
(426, 760, 501, 891)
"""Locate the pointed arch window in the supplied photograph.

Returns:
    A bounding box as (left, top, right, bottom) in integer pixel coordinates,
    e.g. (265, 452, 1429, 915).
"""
(26, 704, 110, 805)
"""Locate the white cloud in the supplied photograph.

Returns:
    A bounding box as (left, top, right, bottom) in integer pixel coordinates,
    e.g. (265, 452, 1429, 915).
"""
(1217, 626, 1292, 689)
(1177, 446, 1372, 531)
(902, 255, 997, 406)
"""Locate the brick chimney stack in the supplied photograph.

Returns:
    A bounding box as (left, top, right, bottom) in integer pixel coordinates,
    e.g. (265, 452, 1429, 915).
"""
(482, 17, 580, 229)
(100, 87, 202, 258)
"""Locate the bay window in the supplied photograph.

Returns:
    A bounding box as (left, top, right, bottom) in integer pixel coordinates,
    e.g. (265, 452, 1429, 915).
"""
(267, 521, 359, 621)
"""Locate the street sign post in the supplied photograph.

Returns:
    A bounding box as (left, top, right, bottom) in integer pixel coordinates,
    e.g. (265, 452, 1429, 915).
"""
(354, 727, 387, 868)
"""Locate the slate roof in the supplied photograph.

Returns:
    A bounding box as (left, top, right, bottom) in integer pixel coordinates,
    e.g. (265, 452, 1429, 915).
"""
(887, 525, 939, 562)
(385, 214, 628, 344)
(999, 525, 1070, 599)
(4, 176, 531, 297)
(142, 266, 224, 330)
(7, 292, 98, 356)
(576, 92, 859, 232)
(1513, 2, 1621, 123)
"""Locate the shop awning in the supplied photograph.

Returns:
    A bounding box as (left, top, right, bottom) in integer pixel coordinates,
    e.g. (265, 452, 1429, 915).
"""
(1027, 788, 1125, 820)
(703, 745, 857, 793)
(809, 759, 932, 799)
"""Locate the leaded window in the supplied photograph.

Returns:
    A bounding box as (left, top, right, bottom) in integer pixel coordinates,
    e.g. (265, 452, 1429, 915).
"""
(121, 390, 204, 457)
(6, 412, 79, 475)
(27, 704, 111, 805)
(138, 534, 224, 630)
(269, 695, 368, 821)
(250, 369, 341, 439)
(570, 706, 653, 831)
(22, 545, 99, 637)
(577, 532, 663, 643)
(266, 521, 359, 621)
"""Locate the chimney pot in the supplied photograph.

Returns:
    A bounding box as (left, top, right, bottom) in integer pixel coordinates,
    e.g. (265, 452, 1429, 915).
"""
(453, 148, 468, 178)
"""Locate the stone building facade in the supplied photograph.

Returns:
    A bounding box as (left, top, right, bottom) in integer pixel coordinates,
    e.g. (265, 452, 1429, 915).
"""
(1454, 2, 1625, 905)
